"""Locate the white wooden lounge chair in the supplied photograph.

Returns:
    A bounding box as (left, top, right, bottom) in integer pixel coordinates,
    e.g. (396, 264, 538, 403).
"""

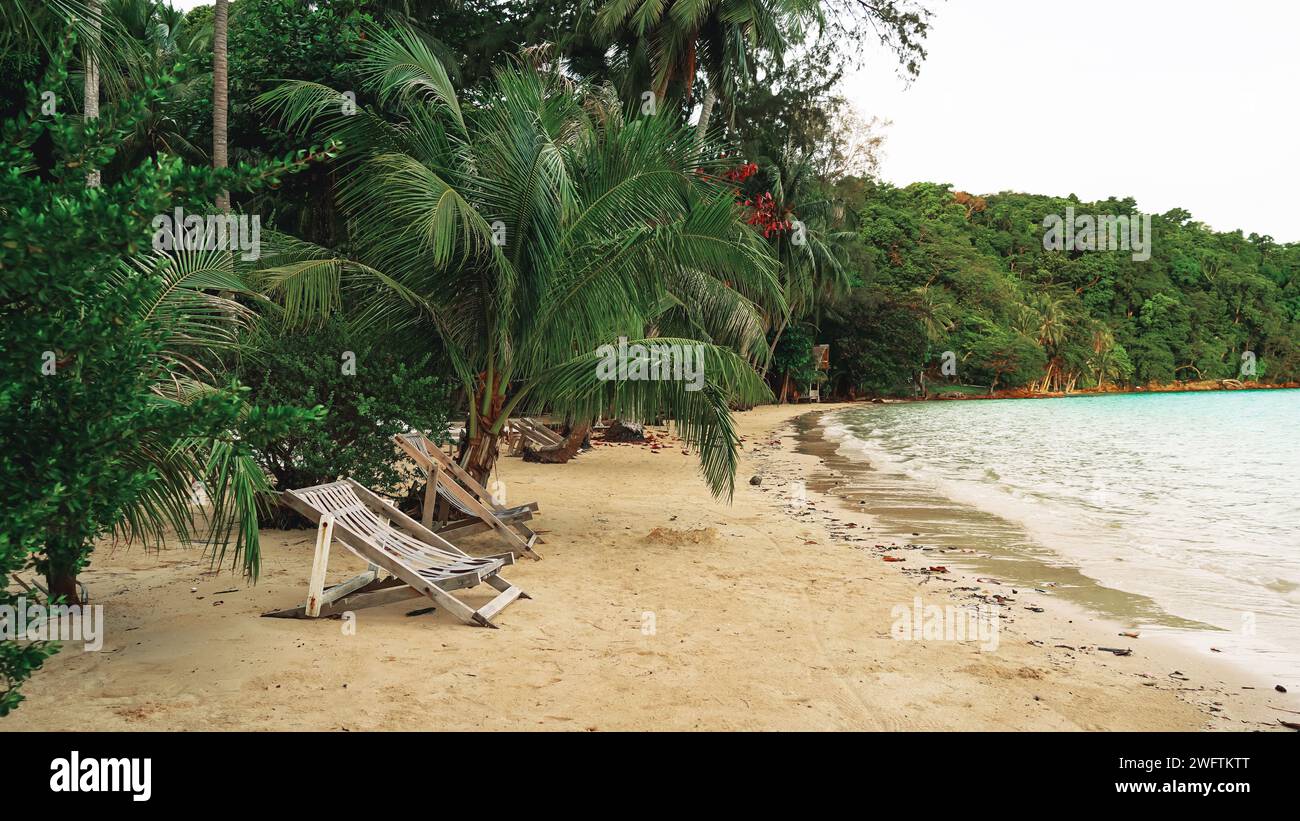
(266, 479, 529, 628)
(507, 417, 566, 456)
(394, 433, 542, 560)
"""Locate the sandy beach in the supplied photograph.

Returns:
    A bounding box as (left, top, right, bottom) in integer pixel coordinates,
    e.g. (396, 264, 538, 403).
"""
(5, 402, 1294, 731)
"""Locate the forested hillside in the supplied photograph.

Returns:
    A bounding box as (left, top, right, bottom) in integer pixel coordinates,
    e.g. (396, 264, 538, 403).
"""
(824, 181, 1300, 396)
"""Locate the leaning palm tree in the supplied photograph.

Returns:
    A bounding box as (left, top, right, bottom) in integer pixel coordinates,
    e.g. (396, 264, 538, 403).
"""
(255, 26, 781, 496)
(1015, 287, 1072, 392)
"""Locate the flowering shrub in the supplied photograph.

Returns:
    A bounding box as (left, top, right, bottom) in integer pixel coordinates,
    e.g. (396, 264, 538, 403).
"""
(741, 190, 795, 239)
(714, 160, 797, 239)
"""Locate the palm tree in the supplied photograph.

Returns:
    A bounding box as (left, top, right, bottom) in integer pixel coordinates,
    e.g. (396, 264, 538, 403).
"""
(595, 0, 818, 142)
(213, 0, 229, 210)
(255, 26, 780, 497)
(100, 0, 209, 173)
(109, 248, 289, 581)
(0, 0, 122, 68)
(751, 155, 851, 383)
(1015, 288, 1072, 391)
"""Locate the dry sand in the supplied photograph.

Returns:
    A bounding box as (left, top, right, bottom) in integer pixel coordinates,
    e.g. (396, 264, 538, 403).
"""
(5, 403, 1294, 731)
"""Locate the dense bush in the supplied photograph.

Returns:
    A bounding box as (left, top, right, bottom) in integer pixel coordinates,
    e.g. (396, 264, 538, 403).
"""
(770, 325, 823, 399)
(843, 181, 1300, 393)
(1, 51, 315, 713)
(824, 290, 928, 397)
(237, 320, 453, 525)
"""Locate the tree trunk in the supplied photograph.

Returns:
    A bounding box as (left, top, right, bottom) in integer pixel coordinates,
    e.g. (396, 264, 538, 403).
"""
(458, 379, 506, 489)
(460, 427, 500, 487)
(760, 314, 790, 381)
(213, 0, 230, 211)
(524, 423, 590, 464)
(83, 0, 101, 188)
(604, 420, 645, 442)
(694, 81, 716, 149)
(47, 573, 80, 605)
(40, 546, 83, 606)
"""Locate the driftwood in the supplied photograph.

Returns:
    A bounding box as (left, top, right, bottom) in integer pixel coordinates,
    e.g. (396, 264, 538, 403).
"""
(523, 423, 590, 463)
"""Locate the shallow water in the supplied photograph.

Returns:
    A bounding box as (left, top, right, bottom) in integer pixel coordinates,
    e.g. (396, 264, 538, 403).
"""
(820, 391, 1300, 681)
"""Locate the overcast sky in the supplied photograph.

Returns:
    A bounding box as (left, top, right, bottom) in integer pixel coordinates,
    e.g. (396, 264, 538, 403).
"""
(841, 0, 1299, 241)
(168, 0, 1296, 241)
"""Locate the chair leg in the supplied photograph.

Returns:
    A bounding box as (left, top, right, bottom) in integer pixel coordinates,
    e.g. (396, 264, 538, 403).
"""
(474, 583, 524, 627)
(305, 514, 335, 617)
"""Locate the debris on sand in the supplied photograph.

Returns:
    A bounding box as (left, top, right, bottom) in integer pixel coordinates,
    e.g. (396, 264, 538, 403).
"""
(644, 527, 717, 546)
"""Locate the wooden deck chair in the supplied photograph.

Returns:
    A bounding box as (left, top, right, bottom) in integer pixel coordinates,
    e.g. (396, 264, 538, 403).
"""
(524, 417, 566, 445)
(507, 417, 566, 456)
(394, 433, 542, 561)
(267, 479, 529, 628)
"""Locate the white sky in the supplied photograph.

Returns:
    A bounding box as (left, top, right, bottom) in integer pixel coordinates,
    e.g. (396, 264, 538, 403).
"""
(169, 0, 1297, 241)
(840, 0, 1300, 241)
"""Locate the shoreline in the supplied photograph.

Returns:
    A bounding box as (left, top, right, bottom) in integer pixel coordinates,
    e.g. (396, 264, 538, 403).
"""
(774, 405, 1295, 728)
(860, 380, 1300, 403)
(4, 402, 1295, 730)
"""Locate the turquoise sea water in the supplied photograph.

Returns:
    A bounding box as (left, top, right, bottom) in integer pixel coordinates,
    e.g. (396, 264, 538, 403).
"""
(825, 391, 1300, 680)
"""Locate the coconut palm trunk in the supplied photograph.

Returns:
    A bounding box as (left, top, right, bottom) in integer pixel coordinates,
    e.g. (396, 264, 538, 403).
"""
(459, 376, 506, 486)
(760, 313, 790, 380)
(83, 0, 101, 188)
(694, 81, 716, 148)
(213, 0, 230, 211)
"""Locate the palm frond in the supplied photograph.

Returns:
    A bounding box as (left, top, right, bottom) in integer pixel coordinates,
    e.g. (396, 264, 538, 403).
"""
(513, 338, 772, 498)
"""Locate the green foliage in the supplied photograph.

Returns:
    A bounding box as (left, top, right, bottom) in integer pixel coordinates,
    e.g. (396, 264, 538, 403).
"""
(960, 319, 1048, 393)
(823, 289, 927, 396)
(0, 46, 316, 714)
(595, 0, 817, 115)
(840, 180, 1300, 393)
(255, 33, 780, 496)
(236, 320, 452, 518)
(772, 325, 821, 387)
(169, 0, 375, 245)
